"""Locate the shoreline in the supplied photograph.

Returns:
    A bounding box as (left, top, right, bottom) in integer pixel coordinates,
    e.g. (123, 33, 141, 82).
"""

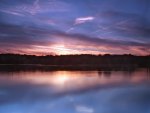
(0, 64, 146, 72)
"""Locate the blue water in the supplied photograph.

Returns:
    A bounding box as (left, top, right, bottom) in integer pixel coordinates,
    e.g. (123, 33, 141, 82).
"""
(0, 69, 150, 113)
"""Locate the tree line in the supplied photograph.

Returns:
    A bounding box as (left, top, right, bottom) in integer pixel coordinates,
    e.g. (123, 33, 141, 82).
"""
(0, 54, 149, 71)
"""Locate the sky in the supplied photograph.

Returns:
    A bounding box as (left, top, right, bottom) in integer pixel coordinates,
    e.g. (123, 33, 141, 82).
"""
(0, 0, 150, 55)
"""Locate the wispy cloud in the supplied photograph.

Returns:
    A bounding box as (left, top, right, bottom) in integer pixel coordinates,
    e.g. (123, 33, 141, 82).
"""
(75, 16, 95, 25)
(76, 105, 94, 113)
(0, 0, 150, 55)
(0, 23, 149, 55)
(0, 9, 25, 16)
(0, 0, 71, 17)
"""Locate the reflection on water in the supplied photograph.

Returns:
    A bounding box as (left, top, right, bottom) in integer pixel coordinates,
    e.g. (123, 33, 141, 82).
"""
(0, 69, 150, 113)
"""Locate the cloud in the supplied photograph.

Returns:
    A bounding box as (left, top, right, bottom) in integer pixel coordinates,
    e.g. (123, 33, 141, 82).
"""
(0, 0, 71, 17)
(0, 23, 57, 54)
(50, 31, 150, 55)
(98, 11, 150, 41)
(0, 9, 25, 17)
(52, 32, 150, 48)
(76, 105, 94, 113)
(75, 16, 95, 25)
(0, 22, 149, 55)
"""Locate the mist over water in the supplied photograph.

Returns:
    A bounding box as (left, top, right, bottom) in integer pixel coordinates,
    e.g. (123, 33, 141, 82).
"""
(0, 69, 150, 113)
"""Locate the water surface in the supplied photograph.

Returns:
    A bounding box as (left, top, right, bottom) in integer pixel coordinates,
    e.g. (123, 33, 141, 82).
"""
(0, 69, 150, 113)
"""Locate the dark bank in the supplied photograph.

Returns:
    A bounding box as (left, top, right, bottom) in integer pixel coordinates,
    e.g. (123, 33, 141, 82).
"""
(0, 54, 149, 71)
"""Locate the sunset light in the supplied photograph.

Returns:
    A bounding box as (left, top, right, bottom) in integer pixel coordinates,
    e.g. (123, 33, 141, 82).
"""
(0, 0, 149, 55)
(0, 0, 150, 113)
(54, 74, 69, 85)
(51, 45, 72, 55)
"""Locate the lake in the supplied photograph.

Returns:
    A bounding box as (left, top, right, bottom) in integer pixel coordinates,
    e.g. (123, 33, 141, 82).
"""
(0, 68, 150, 113)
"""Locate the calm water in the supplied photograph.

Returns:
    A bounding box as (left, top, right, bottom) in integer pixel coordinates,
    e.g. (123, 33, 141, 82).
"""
(0, 69, 150, 113)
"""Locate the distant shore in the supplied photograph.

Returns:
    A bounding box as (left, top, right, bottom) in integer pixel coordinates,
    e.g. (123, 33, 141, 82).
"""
(0, 54, 149, 71)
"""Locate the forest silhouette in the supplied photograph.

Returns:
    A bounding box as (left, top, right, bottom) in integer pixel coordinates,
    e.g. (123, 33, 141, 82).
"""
(0, 54, 149, 71)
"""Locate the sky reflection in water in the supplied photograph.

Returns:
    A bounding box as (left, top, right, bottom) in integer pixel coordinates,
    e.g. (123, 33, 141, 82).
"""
(0, 69, 150, 113)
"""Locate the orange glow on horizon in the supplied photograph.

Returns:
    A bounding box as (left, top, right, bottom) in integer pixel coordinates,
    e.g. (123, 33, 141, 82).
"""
(51, 45, 72, 55)
(4, 44, 149, 56)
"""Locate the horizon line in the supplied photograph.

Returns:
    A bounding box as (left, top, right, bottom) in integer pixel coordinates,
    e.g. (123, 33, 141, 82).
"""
(0, 53, 150, 57)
